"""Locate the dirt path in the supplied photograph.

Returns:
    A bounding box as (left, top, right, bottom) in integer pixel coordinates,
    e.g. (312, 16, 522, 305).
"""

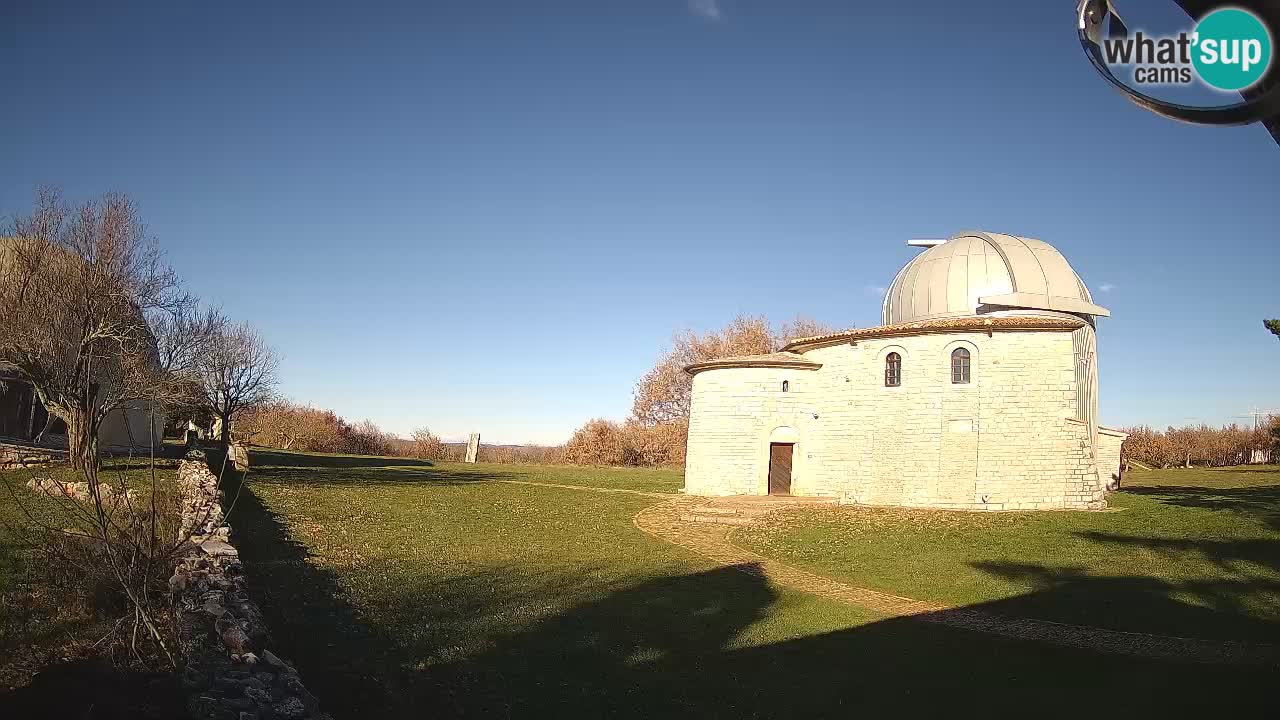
(639, 497, 1280, 664)
(501, 480, 1277, 665)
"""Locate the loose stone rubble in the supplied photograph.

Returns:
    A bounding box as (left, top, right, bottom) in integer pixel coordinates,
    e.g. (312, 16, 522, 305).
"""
(0, 442, 64, 469)
(26, 476, 137, 504)
(172, 450, 330, 720)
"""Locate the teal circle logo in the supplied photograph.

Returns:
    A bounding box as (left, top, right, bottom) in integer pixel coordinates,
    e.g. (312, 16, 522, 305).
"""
(1191, 7, 1273, 91)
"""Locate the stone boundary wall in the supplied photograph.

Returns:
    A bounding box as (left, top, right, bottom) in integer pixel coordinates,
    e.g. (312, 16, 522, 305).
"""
(171, 452, 330, 720)
(0, 441, 65, 470)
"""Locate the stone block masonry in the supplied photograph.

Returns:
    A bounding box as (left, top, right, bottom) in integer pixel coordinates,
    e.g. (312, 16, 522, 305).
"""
(172, 452, 330, 720)
(685, 327, 1112, 510)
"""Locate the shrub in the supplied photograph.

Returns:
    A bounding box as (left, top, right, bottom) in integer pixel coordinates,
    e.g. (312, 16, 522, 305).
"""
(345, 419, 395, 456)
(409, 427, 447, 460)
(563, 419, 628, 466)
(562, 418, 685, 468)
(621, 419, 687, 467)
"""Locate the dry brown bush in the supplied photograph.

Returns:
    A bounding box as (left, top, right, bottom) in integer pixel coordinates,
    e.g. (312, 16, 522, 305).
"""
(409, 427, 447, 460)
(2, 457, 192, 673)
(621, 418, 688, 467)
(343, 419, 395, 456)
(563, 419, 628, 466)
(237, 401, 351, 453)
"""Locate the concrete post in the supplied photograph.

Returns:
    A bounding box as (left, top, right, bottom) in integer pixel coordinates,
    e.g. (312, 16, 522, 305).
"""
(465, 433, 480, 463)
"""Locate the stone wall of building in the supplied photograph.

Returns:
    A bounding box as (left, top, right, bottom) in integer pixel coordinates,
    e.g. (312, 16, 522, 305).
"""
(172, 452, 330, 720)
(685, 366, 823, 496)
(684, 328, 1107, 510)
(1097, 426, 1127, 490)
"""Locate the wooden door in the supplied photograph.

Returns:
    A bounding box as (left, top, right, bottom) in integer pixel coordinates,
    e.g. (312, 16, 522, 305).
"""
(768, 443, 793, 495)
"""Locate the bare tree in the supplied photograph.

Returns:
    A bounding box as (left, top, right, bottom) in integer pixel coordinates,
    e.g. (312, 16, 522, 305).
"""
(198, 320, 280, 445)
(410, 426, 447, 460)
(630, 314, 838, 426)
(0, 188, 188, 471)
(0, 188, 210, 667)
(778, 315, 838, 345)
(150, 303, 223, 430)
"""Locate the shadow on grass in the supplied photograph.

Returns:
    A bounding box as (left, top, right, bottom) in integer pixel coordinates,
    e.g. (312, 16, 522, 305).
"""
(971, 555, 1280, 643)
(0, 659, 186, 720)
(249, 449, 436, 470)
(0, 530, 186, 718)
(234, 526, 1280, 717)
(222, 456, 1280, 717)
(244, 449, 518, 488)
(1122, 483, 1280, 531)
(224, 464, 399, 711)
(248, 465, 518, 488)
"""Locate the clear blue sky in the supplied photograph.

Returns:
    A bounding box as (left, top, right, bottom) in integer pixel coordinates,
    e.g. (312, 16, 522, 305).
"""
(3, 1, 1277, 444)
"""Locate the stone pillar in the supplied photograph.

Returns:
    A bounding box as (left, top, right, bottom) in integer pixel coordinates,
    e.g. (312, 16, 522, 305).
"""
(465, 433, 480, 463)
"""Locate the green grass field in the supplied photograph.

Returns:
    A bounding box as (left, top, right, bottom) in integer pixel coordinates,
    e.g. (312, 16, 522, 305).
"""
(229, 451, 1279, 717)
(736, 466, 1280, 643)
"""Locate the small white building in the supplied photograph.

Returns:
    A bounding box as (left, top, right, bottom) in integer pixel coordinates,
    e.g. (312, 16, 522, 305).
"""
(683, 231, 1126, 510)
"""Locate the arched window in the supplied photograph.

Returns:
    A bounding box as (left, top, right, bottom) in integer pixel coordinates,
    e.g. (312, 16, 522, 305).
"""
(951, 347, 971, 384)
(781, 380, 789, 392)
(885, 352, 901, 387)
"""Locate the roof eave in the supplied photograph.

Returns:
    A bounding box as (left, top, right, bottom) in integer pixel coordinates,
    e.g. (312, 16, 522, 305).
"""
(782, 316, 1086, 353)
(684, 356, 823, 377)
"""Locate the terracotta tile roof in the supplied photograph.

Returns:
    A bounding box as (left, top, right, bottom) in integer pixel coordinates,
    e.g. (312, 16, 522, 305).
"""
(684, 352, 822, 376)
(684, 317, 1085, 375)
(781, 315, 1086, 353)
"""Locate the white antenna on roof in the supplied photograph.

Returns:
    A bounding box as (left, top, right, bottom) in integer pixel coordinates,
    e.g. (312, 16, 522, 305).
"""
(906, 238, 947, 247)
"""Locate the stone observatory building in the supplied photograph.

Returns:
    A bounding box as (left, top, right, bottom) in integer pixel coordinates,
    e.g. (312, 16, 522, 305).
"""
(683, 231, 1126, 510)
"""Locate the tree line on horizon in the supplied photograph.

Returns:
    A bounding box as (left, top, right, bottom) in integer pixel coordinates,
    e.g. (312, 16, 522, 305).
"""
(1122, 420, 1279, 469)
(233, 315, 837, 467)
(238, 314, 1280, 470)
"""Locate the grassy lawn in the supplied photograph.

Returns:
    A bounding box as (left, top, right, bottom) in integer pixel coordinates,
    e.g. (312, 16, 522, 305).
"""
(736, 466, 1280, 643)
(248, 447, 685, 494)
(0, 456, 186, 715)
(233, 451, 1278, 718)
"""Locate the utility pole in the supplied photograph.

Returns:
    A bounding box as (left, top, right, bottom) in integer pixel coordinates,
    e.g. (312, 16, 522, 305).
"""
(1239, 407, 1280, 433)
(1235, 408, 1279, 465)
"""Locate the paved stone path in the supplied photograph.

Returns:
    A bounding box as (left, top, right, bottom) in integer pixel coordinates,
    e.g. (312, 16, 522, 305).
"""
(501, 481, 1278, 666)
